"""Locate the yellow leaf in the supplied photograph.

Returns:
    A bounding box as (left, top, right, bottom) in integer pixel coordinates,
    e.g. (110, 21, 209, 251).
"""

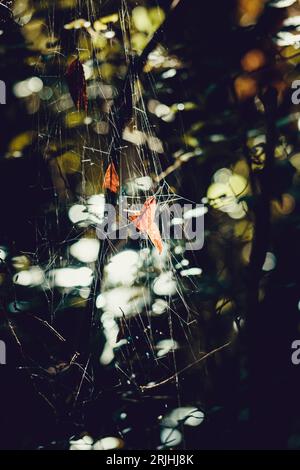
(8, 131, 36, 154)
(56, 151, 81, 174)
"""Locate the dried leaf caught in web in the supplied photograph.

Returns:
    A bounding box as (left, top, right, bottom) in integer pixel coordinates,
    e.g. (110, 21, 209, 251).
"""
(147, 222, 164, 255)
(65, 58, 88, 112)
(103, 162, 120, 193)
(129, 196, 163, 254)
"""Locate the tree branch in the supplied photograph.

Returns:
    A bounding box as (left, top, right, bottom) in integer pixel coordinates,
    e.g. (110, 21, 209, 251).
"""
(246, 87, 278, 320)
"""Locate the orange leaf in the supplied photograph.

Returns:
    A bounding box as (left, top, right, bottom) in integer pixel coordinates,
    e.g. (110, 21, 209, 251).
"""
(147, 222, 164, 255)
(129, 197, 163, 254)
(103, 162, 120, 193)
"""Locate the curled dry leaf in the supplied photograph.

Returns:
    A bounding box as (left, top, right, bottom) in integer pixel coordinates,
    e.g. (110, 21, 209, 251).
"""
(103, 162, 120, 193)
(129, 196, 163, 254)
(65, 58, 88, 112)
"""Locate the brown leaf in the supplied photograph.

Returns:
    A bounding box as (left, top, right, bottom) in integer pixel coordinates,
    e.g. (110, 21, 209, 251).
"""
(65, 58, 88, 112)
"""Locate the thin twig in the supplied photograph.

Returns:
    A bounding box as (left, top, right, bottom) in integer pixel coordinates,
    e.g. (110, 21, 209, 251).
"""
(139, 341, 232, 391)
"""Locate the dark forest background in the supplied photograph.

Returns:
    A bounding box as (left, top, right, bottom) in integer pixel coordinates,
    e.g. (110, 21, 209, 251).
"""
(1, 0, 300, 450)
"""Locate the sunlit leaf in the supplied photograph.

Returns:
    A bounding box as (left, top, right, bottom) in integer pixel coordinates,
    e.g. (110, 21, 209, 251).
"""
(103, 162, 120, 193)
(129, 197, 163, 254)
